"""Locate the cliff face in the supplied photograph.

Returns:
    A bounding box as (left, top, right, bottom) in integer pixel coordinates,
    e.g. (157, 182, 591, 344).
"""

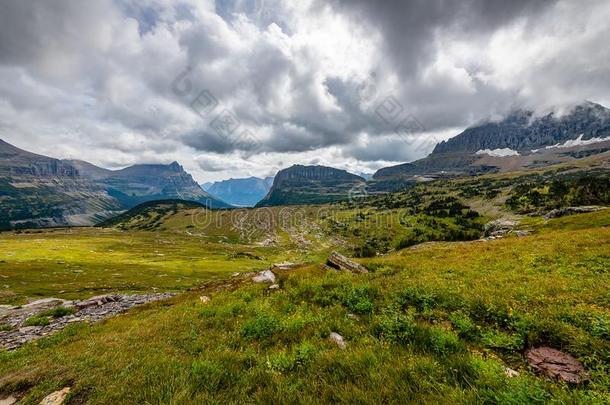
(256, 165, 365, 207)
(273, 165, 363, 186)
(0, 139, 79, 177)
(432, 102, 610, 155)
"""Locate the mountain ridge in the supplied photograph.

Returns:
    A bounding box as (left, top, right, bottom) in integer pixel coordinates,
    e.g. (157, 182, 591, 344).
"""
(256, 165, 365, 207)
(0, 139, 231, 229)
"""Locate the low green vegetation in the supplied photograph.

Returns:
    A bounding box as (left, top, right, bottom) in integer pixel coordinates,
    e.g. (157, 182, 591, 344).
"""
(1, 210, 609, 403)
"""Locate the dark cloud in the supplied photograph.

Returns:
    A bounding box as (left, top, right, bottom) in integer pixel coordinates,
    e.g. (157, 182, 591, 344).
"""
(0, 0, 608, 182)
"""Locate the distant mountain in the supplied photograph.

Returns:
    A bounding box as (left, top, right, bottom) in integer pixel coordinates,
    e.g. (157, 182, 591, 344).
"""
(433, 102, 610, 155)
(256, 165, 365, 207)
(0, 140, 231, 230)
(204, 176, 274, 207)
(374, 102, 610, 184)
(66, 159, 230, 209)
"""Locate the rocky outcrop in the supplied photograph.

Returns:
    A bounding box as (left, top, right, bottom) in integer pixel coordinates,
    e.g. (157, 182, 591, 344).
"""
(543, 206, 606, 219)
(327, 252, 368, 274)
(0, 293, 175, 351)
(526, 347, 589, 384)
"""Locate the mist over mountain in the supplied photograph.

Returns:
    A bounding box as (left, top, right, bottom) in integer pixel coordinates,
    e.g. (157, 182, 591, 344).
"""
(433, 102, 610, 155)
(374, 102, 610, 182)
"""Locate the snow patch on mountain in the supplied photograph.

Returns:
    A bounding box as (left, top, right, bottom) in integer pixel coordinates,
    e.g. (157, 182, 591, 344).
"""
(476, 148, 520, 157)
(532, 134, 610, 152)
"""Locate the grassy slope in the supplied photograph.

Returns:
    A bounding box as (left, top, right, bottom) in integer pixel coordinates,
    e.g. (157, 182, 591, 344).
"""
(1, 211, 609, 404)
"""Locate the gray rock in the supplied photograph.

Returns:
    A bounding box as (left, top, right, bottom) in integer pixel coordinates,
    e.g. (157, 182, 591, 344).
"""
(1, 293, 175, 351)
(252, 270, 276, 283)
(544, 206, 606, 220)
(327, 252, 368, 274)
(329, 332, 347, 349)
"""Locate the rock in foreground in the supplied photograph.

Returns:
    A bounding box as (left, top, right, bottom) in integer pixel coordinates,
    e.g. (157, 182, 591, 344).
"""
(252, 270, 276, 283)
(526, 347, 589, 384)
(327, 252, 368, 274)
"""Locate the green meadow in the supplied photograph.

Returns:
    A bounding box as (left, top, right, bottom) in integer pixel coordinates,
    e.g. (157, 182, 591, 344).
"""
(0, 207, 609, 403)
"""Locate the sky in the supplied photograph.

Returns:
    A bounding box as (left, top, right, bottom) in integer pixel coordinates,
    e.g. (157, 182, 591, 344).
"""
(0, 0, 609, 182)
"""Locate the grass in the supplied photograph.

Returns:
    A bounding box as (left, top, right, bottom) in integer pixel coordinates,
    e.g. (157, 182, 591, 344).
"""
(0, 227, 319, 305)
(0, 210, 609, 403)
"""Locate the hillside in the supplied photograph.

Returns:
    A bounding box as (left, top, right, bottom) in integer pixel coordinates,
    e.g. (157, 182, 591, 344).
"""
(256, 165, 366, 207)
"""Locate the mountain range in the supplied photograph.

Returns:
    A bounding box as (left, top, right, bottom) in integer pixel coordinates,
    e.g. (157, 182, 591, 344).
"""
(2, 102, 610, 228)
(202, 177, 274, 207)
(0, 140, 230, 229)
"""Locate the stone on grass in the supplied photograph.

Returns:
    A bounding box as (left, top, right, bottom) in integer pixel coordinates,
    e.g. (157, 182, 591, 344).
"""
(0, 396, 17, 405)
(329, 332, 347, 349)
(327, 252, 368, 274)
(199, 295, 211, 304)
(39, 387, 70, 405)
(504, 367, 520, 378)
(252, 270, 276, 283)
(268, 284, 280, 290)
(526, 347, 589, 384)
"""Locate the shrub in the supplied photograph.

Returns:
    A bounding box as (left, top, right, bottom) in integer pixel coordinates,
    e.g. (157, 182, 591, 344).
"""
(414, 327, 464, 356)
(450, 312, 478, 340)
(241, 315, 280, 340)
(374, 306, 416, 344)
(23, 315, 50, 327)
(40, 306, 75, 318)
(343, 286, 376, 315)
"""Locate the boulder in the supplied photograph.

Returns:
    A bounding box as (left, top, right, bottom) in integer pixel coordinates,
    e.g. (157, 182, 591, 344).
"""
(484, 219, 517, 238)
(39, 387, 71, 405)
(76, 295, 120, 309)
(329, 332, 347, 349)
(526, 347, 589, 384)
(252, 270, 276, 283)
(327, 252, 368, 274)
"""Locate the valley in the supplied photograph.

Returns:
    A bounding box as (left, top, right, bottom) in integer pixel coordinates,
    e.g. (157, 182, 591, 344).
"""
(1, 160, 609, 403)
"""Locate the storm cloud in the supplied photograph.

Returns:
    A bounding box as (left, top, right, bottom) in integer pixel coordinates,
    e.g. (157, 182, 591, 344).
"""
(0, 0, 608, 181)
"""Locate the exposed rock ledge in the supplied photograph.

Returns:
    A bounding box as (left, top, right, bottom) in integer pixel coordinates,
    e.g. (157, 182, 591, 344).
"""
(0, 293, 175, 351)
